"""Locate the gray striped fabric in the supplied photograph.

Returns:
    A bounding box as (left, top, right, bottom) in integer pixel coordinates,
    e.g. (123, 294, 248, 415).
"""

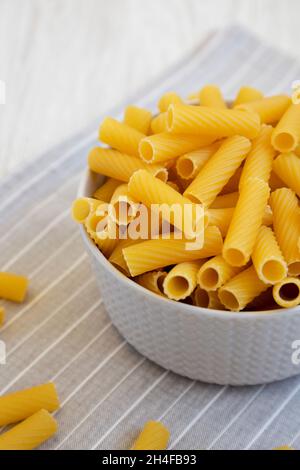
(1, 26, 300, 450)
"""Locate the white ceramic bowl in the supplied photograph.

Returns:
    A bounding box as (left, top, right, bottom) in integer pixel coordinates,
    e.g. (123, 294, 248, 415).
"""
(79, 170, 300, 385)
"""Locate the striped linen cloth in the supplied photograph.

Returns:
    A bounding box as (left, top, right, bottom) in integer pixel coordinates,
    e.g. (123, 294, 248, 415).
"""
(1, 26, 300, 450)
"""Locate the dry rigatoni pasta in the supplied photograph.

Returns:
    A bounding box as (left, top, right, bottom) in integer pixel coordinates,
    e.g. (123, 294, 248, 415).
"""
(272, 152, 300, 197)
(197, 255, 241, 291)
(131, 421, 170, 450)
(163, 261, 204, 300)
(124, 105, 152, 135)
(220, 166, 243, 194)
(139, 132, 215, 164)
(123, 226, 223, 276)
(239, 126, 276, 188)
(218, 266, 269, 311)
(209, 192, 239, 209)
(273, 277, 300, 308)
(71, 197, 104, 223)
(199, 85, 227, 109)
(176, 142, 221, 180)
(223, 177, 270, 267)
(150, 113, 168, 134)
(270, 188, 300, 275)
(158, 92, 182, 112)
(99, 117, 145, 157)
(235, 95, 291, 124)
(233, 86, 264, 106)
(252, 226, 287, 284)
(109, 239, 142, 275)
(167, 104, 260, 138)
(85, 211, 118, 257)
(110, 184, 140, 226)
(0, 272, 29, 303)
(183, 136, 251, 206)
(193, 287, 224, 310)
(88, 148, 168, 183)
(271, 103, 300, 152)
(136, 271, 167, 297)
(0, 409, 57, 451)
(93, 178, 121, 202)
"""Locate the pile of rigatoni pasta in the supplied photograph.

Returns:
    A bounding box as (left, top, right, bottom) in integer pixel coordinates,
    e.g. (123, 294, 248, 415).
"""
(72, 85, 300, 312)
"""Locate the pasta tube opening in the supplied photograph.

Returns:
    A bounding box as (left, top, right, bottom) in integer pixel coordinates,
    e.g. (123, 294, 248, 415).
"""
(164, 275, 190, 300)
(218, 290, 240, 311)
(272, 132, 296, 152)
(288, 262, 300, 276)
(176, 157, 195, 180)
(224, 248, 246, 267)
(261, 259, 287, 284)
(140, 140, 154, 162)
(273, 278, 300, 308)
(193, 287, 210, 308)
(199, 267, 219, 290)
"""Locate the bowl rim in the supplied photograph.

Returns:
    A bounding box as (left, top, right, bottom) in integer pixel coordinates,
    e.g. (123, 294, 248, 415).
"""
(79, 168, 300, 320)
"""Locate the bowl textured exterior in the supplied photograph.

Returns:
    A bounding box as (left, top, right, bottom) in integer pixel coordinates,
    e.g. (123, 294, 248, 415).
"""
(79, 170, 300, 385)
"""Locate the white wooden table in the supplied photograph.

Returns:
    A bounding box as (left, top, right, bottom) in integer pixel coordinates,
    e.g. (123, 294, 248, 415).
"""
(0, 0, 299, 178)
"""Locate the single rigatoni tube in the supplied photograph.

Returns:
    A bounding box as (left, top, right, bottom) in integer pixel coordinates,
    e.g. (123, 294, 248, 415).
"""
(139, 133, 215, 164)
(0, 272, 29, 303)
(223, 178, 270, 267)
(193, 287, 224, 309)
(176, 142, 221, 180)
(273, 277, 300, 308)
(110, 184, 140, 226)
(99, 117, 145, 157)
(163, 261, 204, 300)
(252, 226, 287, 284)
(235, 95, 291, 124)
(183, 136, 251, 206)
(272, 152, 300, 197)
(0, 383, 60, 426)
(270, 188, 300, 275)
(158, 92, 182, 112)
(150, 113, 168, 134)
(93, 178, 121, 202)
(233, 86, 264, 106)
(199, 85, 227, 109)
(167, 104, 260, 138)
(0, 307, 5, 326)
(123, 226, 223, 276)
(88, 148, 168, 183)
(272, 104, 300, 152)
(0, 409, 57, 451)
(128, 170, 205, 240)
(131, 421, 170, 450)
(197, 255, 241, 291)
(218, 266, 269, 311)
(239, 126, 276, 188)
(136, 271, 167, 296)
(124, 105, 152, 135)
(71, 197, 103, 223)
(210, 192, 239, 209)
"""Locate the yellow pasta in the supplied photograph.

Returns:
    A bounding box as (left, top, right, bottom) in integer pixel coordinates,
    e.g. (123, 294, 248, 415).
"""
(252, 226, 287, 284)
(220, 166, 243, 194)
(176, 142, 221, 180)
(218, 266, 269, 311)
(273, 446, 295, 451)
(0, 383, 60, 426)
(183, 136, 251, 206)
(0, 306, 5, 327)
(239, 126, 276, 188)
(110, 184, 140, 226)
(93, 178, 121, 202)
(272, 152, 300, 197)
(269, 188, 300, 275)
(233, 86, 264, 107)
(210, 192, 239, 209)
(88, 147, 168, 183)
(123, 226, 223, 276)
(199, 85, 227, 109)
(272, 103, 300, 152)
(109, 239, 142, 274)
(197, 255, 241, 291)
(85, 211, 118, 257)
(166, 181, 180, 192)
(128, 170, 205, 240)
(235, 95, 291, 124)
(0, 272, 29, 303)
(0, 409, 57, 451)
(124, 105, 152, 135)
(136, 271, 167, 296)
(167, 104, 260, 138)
(273, 277, 300, 308)
(158, 91, 182, 112)
(269, 170, 286, 191)
(163, 261, 204, 300)
(99, 117, 144, 157)
(207, 207, 234, 236)
(71, 197, 104, 223)
(223, 178, 270, 267)
(150, 112, 168, 134)
(139, 132, 215, 164)
(131, 421, 170, 450)
(193, 287, 224, 310)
